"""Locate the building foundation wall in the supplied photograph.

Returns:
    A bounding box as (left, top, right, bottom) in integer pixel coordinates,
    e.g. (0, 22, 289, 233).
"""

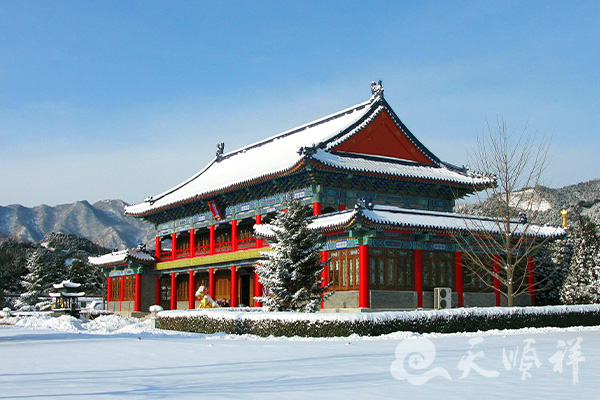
(370, 290, 418, 309)
(324, 290, 359, 309)
(463, 292, 496, 308)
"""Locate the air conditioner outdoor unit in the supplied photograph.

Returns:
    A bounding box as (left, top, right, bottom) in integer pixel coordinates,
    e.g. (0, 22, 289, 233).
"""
(434, 287, 452, 309)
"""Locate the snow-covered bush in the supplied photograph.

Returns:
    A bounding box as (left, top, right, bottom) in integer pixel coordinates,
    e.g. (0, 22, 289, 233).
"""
(157, 305, 600, 337)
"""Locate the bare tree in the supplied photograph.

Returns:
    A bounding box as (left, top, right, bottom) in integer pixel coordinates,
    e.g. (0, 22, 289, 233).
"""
(455, 119, 557, 307)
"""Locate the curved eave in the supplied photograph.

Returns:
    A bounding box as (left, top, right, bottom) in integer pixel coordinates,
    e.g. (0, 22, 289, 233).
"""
(125, 159, 308, 218)
(88, 253, 157, 268)
(308, 157, 495, 190)
(356, 213, 565, 239)
(254, 210, 359, 239)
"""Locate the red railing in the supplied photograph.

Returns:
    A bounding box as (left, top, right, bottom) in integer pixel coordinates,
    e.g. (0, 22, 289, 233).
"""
(156, 232, 270, 264)
(176, 248, 190, 259)
(159, 251, 171, 262)
(237, 237, 255, 250)
(194, 245, 210, 256)
(215, 241, 232, 253)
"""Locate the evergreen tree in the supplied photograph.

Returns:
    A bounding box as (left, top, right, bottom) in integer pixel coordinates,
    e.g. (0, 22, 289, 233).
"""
(66, 258, 105, 296)
(19, 249, 58, 309)
(255, 199, 331, 312)
(0, 238, 35, 308)
(534, 236, 572, 305)
(559, 216, 600, 304)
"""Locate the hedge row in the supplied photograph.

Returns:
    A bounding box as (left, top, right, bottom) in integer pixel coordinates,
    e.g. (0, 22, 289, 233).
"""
(156, 305, 600, 337)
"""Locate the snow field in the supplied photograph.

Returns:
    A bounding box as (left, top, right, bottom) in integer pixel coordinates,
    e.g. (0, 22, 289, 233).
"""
(0, 314, 599, 399)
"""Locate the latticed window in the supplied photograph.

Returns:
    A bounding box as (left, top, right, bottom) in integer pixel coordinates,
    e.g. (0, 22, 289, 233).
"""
(177, 277, 188, 301)
(176, 235, 189, 250)
(160, 277, 171, 302)
(110, 277, 121, 301)
(462, 262, 493, 292)
(215, 274, 230, 300)
(369, 248, 414, 290)
(328, 248, 359, 291)
(422, 251, 454, 290)
(216, 231, 231, 243)
(195, 232, 210, 247)
(123, 275, 135, 301)
(238, 226, 254, 240)
(461, 255, 526, 292)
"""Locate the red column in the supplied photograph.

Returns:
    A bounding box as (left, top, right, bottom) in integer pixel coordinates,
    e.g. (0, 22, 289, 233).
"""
(134, 274, 141, 312)
(313, 202, 322, 216)
(230, 266, 238, 307)
(155, 275, 161, 306)
(189, 229, 195, 258)
(527, 256, 535, 306)
(493, 254, 501, 306)
(209, 225, 215, 255)
(255, 215, 262, 248)
(171, 233, 177, 261)
(119, 275, 124, 312)
(231, 220, 238, 252)
(320, 250, 328, 309)
(208, 268, 215, 300)
(188, 270, 195, 309)
(414, 249, 423, 308)
(155, 236, 161, 259)
(106, 276, 112, 309)
(454, 252, 463, 307)
(359, 244, 369, 308)
(254, 267, 262, 307)
(338, 204, 346, 211)
(170, 272, 177, 310)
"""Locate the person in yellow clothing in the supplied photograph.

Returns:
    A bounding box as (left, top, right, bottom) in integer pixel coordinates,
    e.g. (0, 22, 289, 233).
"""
(195, 286, 219, 308)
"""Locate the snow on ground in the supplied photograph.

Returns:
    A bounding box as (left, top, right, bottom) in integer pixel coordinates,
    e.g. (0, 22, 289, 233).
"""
(0, 314, 598, 399)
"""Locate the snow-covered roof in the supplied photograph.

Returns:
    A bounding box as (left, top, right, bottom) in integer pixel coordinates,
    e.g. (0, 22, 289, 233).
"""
(52, 280, 81, 289)
(311, 150, 492, 186)
(125, 85, 494, 217)
(125, 98, 373, 216)
(88, 248, 156, 267)
(255, 205, 565, 239)
(359, 205, 565, 238)
(49, 292, 85, 298)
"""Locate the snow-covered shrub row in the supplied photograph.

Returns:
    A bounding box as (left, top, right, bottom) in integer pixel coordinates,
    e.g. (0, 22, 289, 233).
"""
(157, 304, 600, 337)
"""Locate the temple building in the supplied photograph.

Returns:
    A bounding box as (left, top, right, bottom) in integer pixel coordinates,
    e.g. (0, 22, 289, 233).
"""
(89, 82, 564, 315)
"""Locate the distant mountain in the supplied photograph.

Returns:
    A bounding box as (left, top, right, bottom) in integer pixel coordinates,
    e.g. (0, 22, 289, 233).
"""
(456, 179, 600, 226)
(0, 199, 155, 250)
(3, 180, 599, 250)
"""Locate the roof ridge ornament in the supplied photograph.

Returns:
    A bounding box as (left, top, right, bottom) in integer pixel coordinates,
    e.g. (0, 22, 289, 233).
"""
(370, 80, 384, 98)
(216, 142, 225, 162)
(355, 197, 374, 210)
(297, 144, 318, 157)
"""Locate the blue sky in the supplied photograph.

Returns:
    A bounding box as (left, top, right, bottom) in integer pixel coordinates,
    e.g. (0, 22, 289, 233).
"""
(1, 1, 599, 207)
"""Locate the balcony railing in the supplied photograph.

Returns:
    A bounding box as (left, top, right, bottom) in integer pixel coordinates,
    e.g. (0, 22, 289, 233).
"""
(215, 241, 232, 253)
(158, 235, 269, 263)
(194, 245, 210, 256)
(176, 248, 190, 259)
(159, 251, 172, 262)
(237, 237, 256, 250)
